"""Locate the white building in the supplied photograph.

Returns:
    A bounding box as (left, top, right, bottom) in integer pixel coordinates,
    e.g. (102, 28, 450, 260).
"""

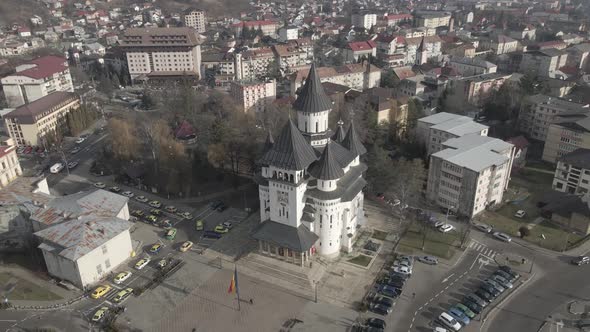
(519, 94, 589, 141)
(252, 63, 367, 264)
(121, 27, 203, 82)
(417, 112, 489, 155)
(230, 80, 276, 113)
(1, 56, 74, 108)
(351, 13, 377, 30)
(182, 8, 206, 33)
(552, 148, 590, 194)
(343, 41, 377, 63)
(0, 146, 22, 188)
(415, 12, 452, 28)
(427, 135, 515, 217)
(520, 48, 568, 78)
(290, 63, 381, 96)
(278, 26, 299, 42)
(543, 112, 590, 163)
(448, 56, 498, 76)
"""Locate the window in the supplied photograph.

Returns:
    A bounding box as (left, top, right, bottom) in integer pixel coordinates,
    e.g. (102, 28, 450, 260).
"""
(96, 264, 103, 275)
(105, 259, 111, 269)
(101, 245, 108, 254)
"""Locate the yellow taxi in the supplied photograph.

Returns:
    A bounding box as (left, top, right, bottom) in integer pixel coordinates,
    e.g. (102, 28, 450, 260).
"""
(180, 241, 193, 252)
(113, 287, 134, 303)
(91, 284, 112, 299)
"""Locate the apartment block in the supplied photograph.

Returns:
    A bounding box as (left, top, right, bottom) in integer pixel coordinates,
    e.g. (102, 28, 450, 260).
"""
(232, 20, 279, 37)
(448, 73, 511, 106)
(230, 80, 276, 113)
(552, 148, 590, 194)
(520, 48, 568, 78)
(0, 146, 22, 188)
(290, 63, 381, 96)
(121, 27, 203, 82)
(182, 8, 206, 33)
(427, 135, 515, 218)
(416, 112, 489, 155)
(1, 56, 74, 108)
(4, 92, 81, 146)
(543, 112, 590, 163)
(520, 94, 589, 142)
(448, 56, 497, 76)
(351, 13, 377, 30)
(415, 11, 452, 28)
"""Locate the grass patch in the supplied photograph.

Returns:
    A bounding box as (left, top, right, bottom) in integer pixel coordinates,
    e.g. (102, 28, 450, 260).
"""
(347, 254, 372, 267)
(397, 224, 459, 259)
(0, 273, 62, 301)
(371, 230, 389, 241)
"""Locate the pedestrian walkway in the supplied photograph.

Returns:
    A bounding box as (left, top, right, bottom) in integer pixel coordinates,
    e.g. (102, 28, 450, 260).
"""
(467, 241, 499, 260)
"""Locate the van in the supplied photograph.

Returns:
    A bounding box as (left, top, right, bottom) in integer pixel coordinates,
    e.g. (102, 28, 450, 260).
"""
(50, 163, 64, 174)
(203, 231, 222, 239)
(437, 312, 461, 331)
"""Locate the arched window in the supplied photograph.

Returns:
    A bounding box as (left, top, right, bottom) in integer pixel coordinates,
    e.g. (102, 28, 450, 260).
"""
(315, 122, 318, 132)
(273, 171, 277, 178)
(289, 174, 294, 183)
(305, 121, 308, 132)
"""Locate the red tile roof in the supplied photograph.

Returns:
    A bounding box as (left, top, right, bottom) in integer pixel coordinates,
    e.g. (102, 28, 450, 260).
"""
(0, 146, 16, 159)
(386, 13, 413, 21)
(232, 20, 278, 28)
(348, 40, 377, 52)
(15, 56, 68, 79)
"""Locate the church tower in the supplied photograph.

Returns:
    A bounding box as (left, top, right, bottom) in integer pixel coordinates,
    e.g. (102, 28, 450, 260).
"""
(415, 36, 428, 65)
(292, 63, 334, 147)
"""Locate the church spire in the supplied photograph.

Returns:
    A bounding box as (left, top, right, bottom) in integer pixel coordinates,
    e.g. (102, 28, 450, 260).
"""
(292, 62, 333, 114)
(342, 121, 367, 157)
(308, 141, 344, 180)
(332, 119, 346, 143)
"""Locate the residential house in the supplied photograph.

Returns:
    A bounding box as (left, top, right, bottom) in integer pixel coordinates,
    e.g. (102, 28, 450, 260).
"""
(278, 26, 299, 42)
(384, 13, 413, 27)
(552, 148, 590, 194)
(230, 80, 276, 113)
(482, 35, 518, 55)
(343, 41, 377, 63)
(448, 56, 498, 76)
(542, 112, 590, 163)
(0, 146, 22, 188)
(519, 48, 568, 78)
(232, 20, 279, 37)
(415, 11, 452, 29)
(447, 73, 511, 106)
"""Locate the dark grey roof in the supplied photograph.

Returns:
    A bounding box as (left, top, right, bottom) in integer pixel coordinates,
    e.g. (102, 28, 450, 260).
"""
(324, 140, 356, 167)
(258, 119, 318, 170)
(308, 142, 345, 180)
(341, 121, 367, 156)
(306, 163, 367, 201)
(332, 120, 347, 143)
(292, 62, 333, 114)
(263, 129, 274, 152)
(560, 148, 590, 169)
(251, 220, 318, 252)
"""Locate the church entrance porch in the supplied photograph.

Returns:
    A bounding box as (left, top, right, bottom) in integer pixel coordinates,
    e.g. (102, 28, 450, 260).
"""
(258, 240, 315, 267)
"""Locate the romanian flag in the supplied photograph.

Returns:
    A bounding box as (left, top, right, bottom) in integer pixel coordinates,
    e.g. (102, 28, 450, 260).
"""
(227, 266, 239, 294)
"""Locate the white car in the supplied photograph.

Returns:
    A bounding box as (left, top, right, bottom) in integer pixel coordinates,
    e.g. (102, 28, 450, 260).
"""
(514, 210, 526, 218)
(393, 265, 412, 275)
(113, 271, 132, 284)
(149, 200, 162, 208)
(222, 221, 233, 229)
(438, 224, 455, 233)
(67, 161, 78, 169)
(474, 223, 493, 233)
(94, 182, 106, 189)
(438, 312, 461, 331)
(75, 137, 86, 144)
(493, 231, 512, 242)
(434, 220, 445, 228)
(122, 191, 134, 198)
(135, 195, 148, 203)
(70, 147, 81, 154)
(134, 258, 150, 270)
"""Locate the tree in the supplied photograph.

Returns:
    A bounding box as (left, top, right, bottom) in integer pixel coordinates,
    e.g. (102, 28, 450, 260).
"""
(108, 118, 141, 161)
(518, 226, 531, 239)
(387, 158, 427, 211)
(141, 90, 157, 110)
(380, 69, 397, 88)
(518, 72, 542, 95)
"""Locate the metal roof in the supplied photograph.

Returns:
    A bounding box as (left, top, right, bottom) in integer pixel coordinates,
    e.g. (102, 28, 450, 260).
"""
(433, 135, 513, 172)
(308, 142, 344, 180)
(332, 120, 347, 143)
(341, 121, 367, 156)
(559, 148, 590, 169)
(251, 220, 318, 252)
(292, 62, 334, 114)
(258, 119, 318, 170)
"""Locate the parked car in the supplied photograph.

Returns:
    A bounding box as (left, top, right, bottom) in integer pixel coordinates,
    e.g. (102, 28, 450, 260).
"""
(437, 312, 461, 331)
(434, 220, 445, 228)
(135, 258, 150, 270)
(475, 289, 493, 302)
(479, 284, 500, 297)
(365, 318, 386, 330)
(377, 285, 401, 298)
(180, 241, 193, 252)
(195, 219, 204, 231)
(369, 303, 392, 315)
(484, 279, 506, 293)
(179, 211, 193, 219)
(474, 223, 493, 233)
(135, 196, 149, 203)
(222, 221, 233, 229)
(146, 215, 158, 224)
(514, 210, 526, 218)
(494, 270, 517, 284)
(203, 231, 222, 239)
(571, 256, 590, 266)
(75, 137, 86, 144)
(166, 228, 177, 240)
(438, 224, 455, 233)
(149, 243, 162, 254)
(91, 285, 112, 299)
(92, 306, 109, 322)
(113, 271, 132, 284)
(378, 278, 404, 289)
(214, 225, 229, 234)
(493, 232, 512, 242)
(122, 191, 134, 198)
(216, 203, 227, 212)
(209, 200, 223, 209)
(392, 266, 412, 276)
(492, 274, 513, 289)
(462, 300, 483, 314)
(150, 209, 162, 216)
(67, 161, 78, 169)
(109, 186, 121, 193)
(465, 293, 488, 307)
(370, 295, 394, 308)
(70, 147, 81, 154)
(94, 182, 106, 189)
(417, 255, 438, 265)
(113, 288, 133, 303)
(149, 200, 162, 208)
(498, 266, 520, 279)
(454, 303, 476, 319)
(157, 259, 168, 269)
(165, 206, 178, 213)
(50, 163, 64, 174)
(448, 307, 471, 326)
(364, 240, 379, 251)
(131, 210, 144, 217)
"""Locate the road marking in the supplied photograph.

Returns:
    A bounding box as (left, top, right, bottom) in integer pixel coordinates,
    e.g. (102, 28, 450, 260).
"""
(442, 273, 455, 283)
(468, 241, 475, 248)
(0, 320, 17, 322)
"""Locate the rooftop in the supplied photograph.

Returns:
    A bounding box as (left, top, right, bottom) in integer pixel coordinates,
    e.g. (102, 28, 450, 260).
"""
(5, 92, 79, 124)
(560, 148, 590, 169)
(433, 135, 513, 172)
(122, 27, 202, 47)
(8, 56, 68, 80)
(528, 94, 589, 113)
(292, 63, 380, 83)
(450, 56, 497, 69)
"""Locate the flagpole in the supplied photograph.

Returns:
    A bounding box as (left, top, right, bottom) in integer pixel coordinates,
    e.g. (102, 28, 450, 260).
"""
(235, 264, 241, 311)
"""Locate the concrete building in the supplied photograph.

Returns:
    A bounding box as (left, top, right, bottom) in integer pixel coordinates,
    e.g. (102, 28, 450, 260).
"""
(1, 56, 74, 108)
(182, 8, 206, 33)
(272, 44, 308, 75)
(482, 35, 518, 55)
(290, 63, 381, 97)
(520, 94, 589, 142)
(343, 41, 377, 63)
(253, 63, 367, 263)
(230, 80, 276, 113)
(416, 112, 489, 155)
(542, 112, 590, 163)
(415, 12, 452, 28)
(278, 26, 299, 42)
(236, 48, 275, 81)
(448, 56, 497, 76)
(232, 20, 279, 37)
(351, 13, 377, 30)
(384, 13, 413, 27)
(121, 27, 203, 83)
(552, 148, 590, 194)
(427, 135, 515, 217)
(4, 92, 81, 147)
(447, 73, 511, 107)
(520, 48, 568, 78)
(0, 146, 22, 188)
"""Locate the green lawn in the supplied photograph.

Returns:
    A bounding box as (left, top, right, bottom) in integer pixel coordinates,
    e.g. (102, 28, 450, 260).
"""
(371, 230, 389, 241)
(347, 254, 372, 267)
(0, 273, 62, 301)
(397, 224, 460, 259)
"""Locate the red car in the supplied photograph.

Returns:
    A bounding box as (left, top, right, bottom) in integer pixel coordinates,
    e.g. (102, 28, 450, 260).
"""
(24, 146, 33, 154)
(36, 147, 45, 154)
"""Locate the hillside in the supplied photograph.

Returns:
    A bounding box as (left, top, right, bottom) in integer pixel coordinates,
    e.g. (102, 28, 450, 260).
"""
(0, 0, 50, 26)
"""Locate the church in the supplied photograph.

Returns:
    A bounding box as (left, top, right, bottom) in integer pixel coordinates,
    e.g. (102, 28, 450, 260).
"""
(252, 63, 368, 266)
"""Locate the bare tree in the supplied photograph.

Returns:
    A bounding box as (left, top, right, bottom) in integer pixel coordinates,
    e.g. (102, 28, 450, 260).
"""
(108, 118, 140, 161)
